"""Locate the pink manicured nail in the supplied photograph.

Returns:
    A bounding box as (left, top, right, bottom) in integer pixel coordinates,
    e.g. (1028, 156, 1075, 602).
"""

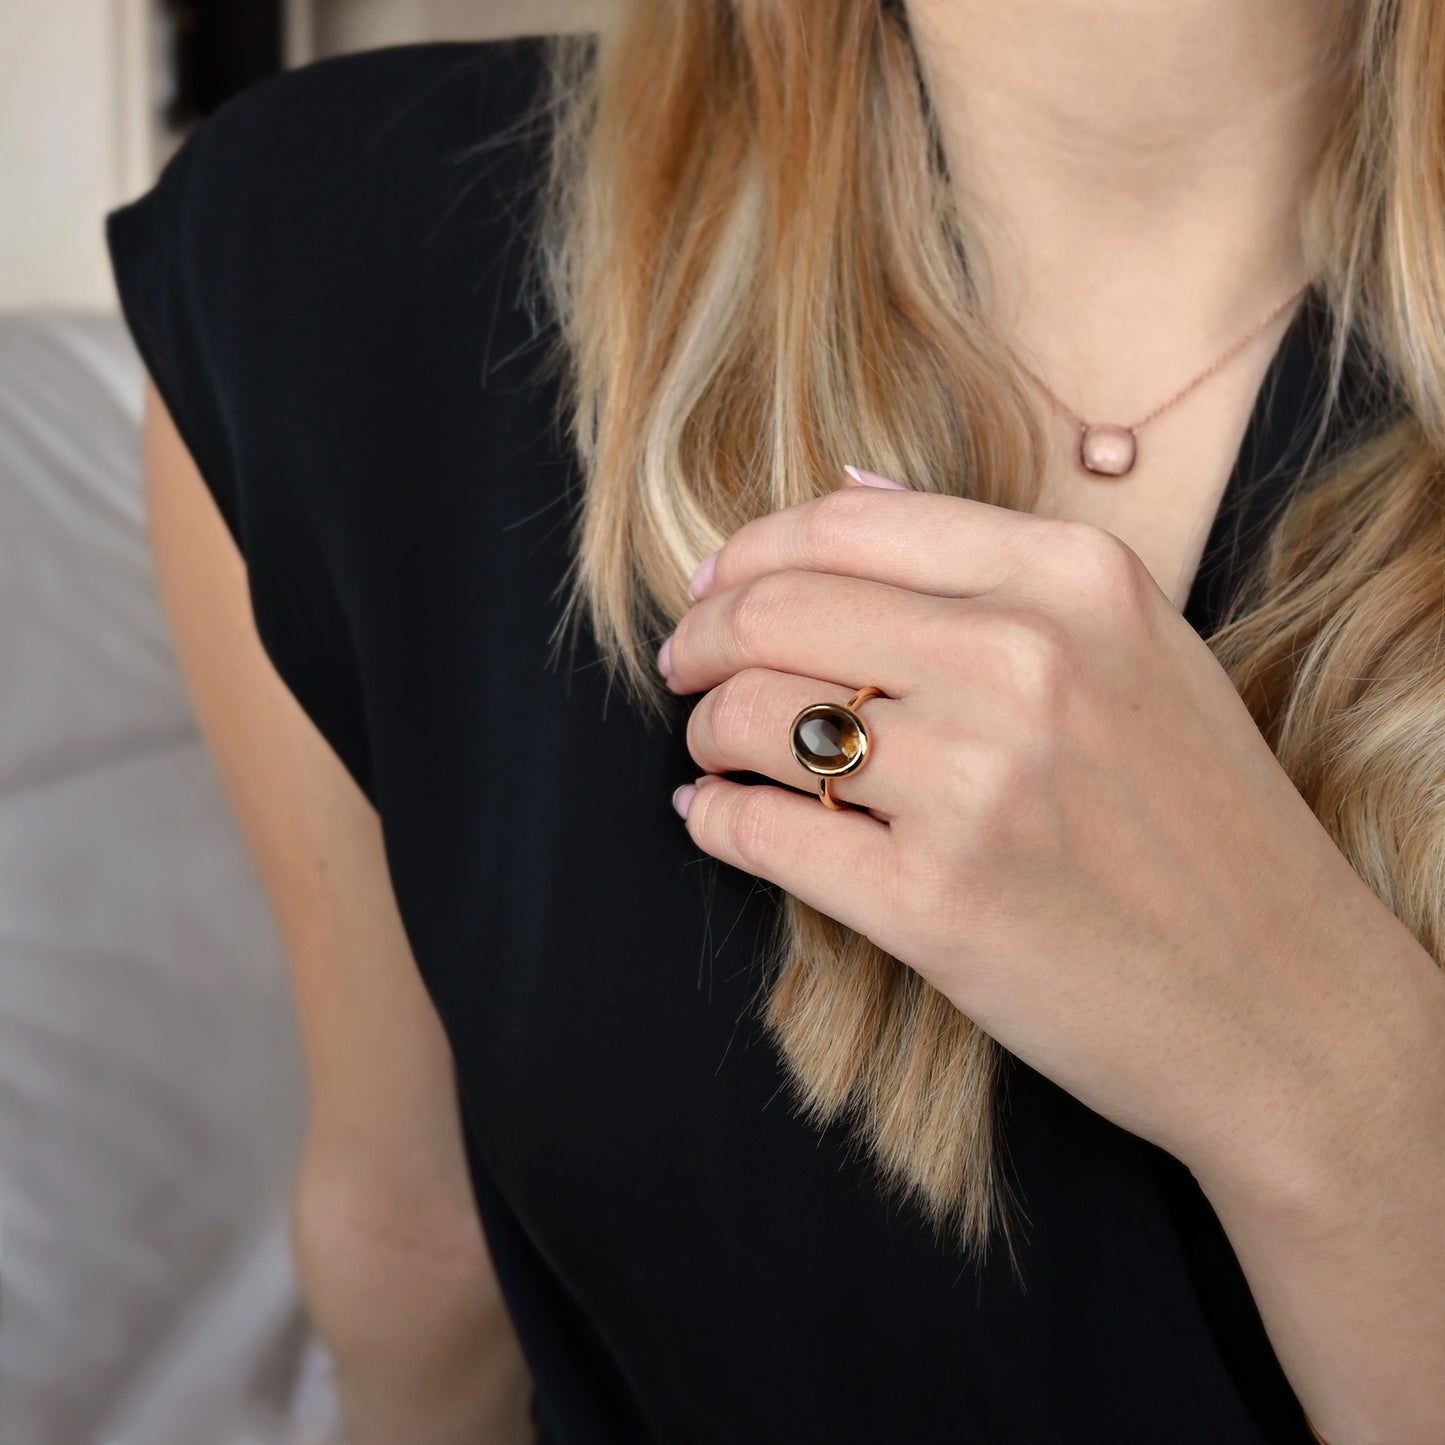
(842, 464, 908, 490)
(688, 550, 718, 601)
(672, 782, 697, 819)
(657, 635, 673, 676)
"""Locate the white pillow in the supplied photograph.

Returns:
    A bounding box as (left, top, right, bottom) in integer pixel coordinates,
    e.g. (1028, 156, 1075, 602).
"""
(0, 312, 340, 1445)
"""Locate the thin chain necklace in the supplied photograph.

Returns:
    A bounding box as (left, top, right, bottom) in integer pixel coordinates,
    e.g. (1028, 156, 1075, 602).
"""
(1012, 279, 1313, 477)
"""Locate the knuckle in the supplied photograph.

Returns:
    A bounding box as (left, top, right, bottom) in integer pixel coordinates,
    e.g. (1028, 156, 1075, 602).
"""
(1052, 522, 1151, 613)
(976, 739, 1065, 861)
(1018, 513, 1079, 570)
(726, 570, 794, 655)
(671, 598, 703, 665)
(800, 484, 871, 558)
(970, 738, 1035, 816)
(936, 739, 1037, 864)
(721, 785, 776, 869)
(698, 668, 769, 756)
(712, 513, 764, 583)
(1011, 617, 1073, 703)
(976, 607, 1075, 711)
(910, 597, 997, 685)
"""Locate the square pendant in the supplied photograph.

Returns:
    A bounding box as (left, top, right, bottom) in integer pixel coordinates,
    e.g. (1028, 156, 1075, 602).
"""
(1080, 425, 1137, 476)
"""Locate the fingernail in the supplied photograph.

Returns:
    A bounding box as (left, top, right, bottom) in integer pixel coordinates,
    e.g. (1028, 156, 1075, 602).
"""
(657, 634, 673, 677)
(687, 550, 718, 601)
(842, 464, 908, 490)
(672, 782, 697, 819)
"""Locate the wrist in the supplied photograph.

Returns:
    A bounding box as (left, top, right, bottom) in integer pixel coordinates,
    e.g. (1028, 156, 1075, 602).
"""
(1185, 915, 1445, 1229)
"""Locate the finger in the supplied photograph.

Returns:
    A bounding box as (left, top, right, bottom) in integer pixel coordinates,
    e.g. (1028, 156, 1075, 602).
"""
(678, 773, 895, 932)
(689, 478, 1061, 605)
(665, 568, 943, 697)
(686, 667, 912, 818)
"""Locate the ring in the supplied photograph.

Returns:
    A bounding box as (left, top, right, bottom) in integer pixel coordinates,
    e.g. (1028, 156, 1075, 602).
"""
(789, 685, 887, 811)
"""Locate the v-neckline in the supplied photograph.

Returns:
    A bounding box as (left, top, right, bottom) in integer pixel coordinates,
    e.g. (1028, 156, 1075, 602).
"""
(1181, 284, 1344, 639)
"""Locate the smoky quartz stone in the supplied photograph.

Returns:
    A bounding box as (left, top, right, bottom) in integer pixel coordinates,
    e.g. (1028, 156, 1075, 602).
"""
(790, 702, 870, 776)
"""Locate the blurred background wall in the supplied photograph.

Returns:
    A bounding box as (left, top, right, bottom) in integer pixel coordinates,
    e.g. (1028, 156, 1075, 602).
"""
(0, 0, 611, 310)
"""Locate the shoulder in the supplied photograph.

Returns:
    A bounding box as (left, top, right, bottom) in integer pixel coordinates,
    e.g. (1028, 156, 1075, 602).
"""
(140, 37, 558, 316)
(213, 34, 551, 135)
(106, 38, 582, 804)
(106, 34, 574, 540)
(177, 37, 554, 217)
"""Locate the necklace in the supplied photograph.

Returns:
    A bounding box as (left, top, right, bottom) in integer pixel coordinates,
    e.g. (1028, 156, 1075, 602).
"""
(1012, 279, 1313, 477)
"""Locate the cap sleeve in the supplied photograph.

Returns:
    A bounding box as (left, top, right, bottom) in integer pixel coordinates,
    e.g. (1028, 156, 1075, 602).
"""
(104, 81, 377, 805)
(107, 136, 243, 551)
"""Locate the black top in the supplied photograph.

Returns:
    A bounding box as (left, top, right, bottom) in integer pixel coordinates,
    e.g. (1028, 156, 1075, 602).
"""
(107, 37, 1377, 1445)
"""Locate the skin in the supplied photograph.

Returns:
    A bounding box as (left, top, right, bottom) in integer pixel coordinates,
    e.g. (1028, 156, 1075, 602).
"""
(143, 383, 534, 1444)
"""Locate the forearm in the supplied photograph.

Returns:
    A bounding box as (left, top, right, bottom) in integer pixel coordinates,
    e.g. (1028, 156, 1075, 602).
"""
(1188, 922, 1445, 1443)
(293, 1158, 535, 1445)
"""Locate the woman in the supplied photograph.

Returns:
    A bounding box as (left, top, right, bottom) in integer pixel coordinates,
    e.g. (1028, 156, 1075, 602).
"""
(106, 2, 1445, 1442)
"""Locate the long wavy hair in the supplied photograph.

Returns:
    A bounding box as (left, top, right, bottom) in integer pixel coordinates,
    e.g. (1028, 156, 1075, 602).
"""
(520, 0, 1445, 1271)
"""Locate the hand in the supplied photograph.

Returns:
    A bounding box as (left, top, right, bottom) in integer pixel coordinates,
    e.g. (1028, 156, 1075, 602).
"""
(659, 468, 1394, 1201)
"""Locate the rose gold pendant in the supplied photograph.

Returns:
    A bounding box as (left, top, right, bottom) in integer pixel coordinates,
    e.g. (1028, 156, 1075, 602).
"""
(1079, 425, 1137, 477)
(1011, 277, 1312, 483)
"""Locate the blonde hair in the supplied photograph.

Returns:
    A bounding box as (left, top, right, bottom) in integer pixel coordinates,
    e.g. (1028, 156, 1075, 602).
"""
(522, 0, 1445, 1273)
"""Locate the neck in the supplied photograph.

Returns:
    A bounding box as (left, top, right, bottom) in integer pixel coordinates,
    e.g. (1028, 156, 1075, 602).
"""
(905, 0, 1349, 389)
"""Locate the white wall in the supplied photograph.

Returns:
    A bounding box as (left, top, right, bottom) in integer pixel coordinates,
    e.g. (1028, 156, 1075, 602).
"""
(316, 0, 609, 54)
(0, 0, 612, 313)
(0, 0, 154, 311)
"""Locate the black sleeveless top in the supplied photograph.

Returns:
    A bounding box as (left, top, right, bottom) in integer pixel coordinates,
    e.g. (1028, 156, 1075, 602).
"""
(107, 36, 1378, 1445)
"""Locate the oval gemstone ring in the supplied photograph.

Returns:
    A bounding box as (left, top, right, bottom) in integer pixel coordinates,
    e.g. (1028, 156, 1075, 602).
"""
(788, 685, 887, 810)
